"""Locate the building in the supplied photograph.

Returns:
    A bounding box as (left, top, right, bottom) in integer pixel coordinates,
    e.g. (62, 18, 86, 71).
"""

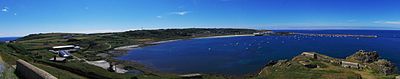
(341, 61, 361, 69)
(52, 45, 80, 51)
(4, 41, 15, 43)
(58, 50, 72, 58)
(49, 56, 67, 62)
(301, 52, 318, 59)
(253, 31, 274, 36)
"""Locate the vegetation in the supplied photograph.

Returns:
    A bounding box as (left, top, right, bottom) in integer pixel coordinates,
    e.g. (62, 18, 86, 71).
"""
(256, 56, 362, 79)
(256, 51, 398, 79)
(0, 43, 19, 79)
(346, 50, 397, 76)
(2, 28, 399, 79)
(0, 63, 18, 79)
(1, 28, 259, 79)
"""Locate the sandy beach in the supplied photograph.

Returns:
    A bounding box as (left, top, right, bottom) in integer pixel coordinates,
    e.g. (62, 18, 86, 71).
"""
(193, 34, 253, 39)
(112, 34, 253, 51)
(113, 45, 140, 50)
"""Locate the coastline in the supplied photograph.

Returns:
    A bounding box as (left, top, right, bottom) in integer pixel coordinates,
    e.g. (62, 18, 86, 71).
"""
(193, 34, 253, 39)
(112, 34, 254, 51)
(106, 34, 255, 75)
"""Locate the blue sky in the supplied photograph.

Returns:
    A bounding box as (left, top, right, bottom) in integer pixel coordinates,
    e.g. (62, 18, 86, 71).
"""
(1, 0, 400, 37)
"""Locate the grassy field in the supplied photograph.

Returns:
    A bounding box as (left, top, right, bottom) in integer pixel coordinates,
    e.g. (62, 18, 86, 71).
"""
(255, 52, 397, 79)
(33, 63, 88, 79)
(1, 28, 259, 79)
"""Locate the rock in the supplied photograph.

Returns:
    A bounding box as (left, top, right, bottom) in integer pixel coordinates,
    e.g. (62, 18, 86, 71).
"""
(265, 60, 278, 66)
(347, 50, 379, 63)
(372, 59, 396, 75)
(265, 60, 288, 66)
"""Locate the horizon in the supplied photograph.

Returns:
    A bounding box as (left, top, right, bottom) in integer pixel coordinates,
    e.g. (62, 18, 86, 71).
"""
(1, 0, 400, 37)
(2, 28, 400, 37)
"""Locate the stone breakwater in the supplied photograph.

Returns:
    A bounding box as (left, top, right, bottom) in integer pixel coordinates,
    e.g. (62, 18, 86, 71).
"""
(294, 33, 378, 38)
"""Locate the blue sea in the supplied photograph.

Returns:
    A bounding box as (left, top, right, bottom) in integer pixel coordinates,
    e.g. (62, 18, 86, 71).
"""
(0, 37, 19, 42)
(117, 30, 400, 75)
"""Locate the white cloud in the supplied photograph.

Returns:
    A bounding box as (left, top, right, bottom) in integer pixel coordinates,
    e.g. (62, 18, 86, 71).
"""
(171, 11, 190, 16)
(1, 7, 8, 12)
(383, 21, 400, 25)
(156, 16, 163, 18)
(374, 21, 400, 25)
(13, 13, 17, 15)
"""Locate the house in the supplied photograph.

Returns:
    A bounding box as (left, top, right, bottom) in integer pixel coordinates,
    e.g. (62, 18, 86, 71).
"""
(49, 56, 66, 62)
(58, 50, 72, 58)
(63, 35, 73, 39)
(253, 31, 273, 36)
(4, 41, 15, 43)
(52, 45, 80, 51)
(301, 52, 318, 59)
(341, 61, 361, 69)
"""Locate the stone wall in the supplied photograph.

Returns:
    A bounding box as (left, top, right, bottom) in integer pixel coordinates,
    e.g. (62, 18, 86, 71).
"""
(15, 59, 57, 79)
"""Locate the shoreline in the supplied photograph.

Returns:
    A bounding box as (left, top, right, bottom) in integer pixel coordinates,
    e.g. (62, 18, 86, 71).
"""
(107, 34, 255, 75)
(112, 34, 254, 51)
(193, 34, 253, 39)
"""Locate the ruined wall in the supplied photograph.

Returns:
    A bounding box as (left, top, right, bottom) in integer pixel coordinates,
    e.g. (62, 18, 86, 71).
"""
(15, 59, 57, 79)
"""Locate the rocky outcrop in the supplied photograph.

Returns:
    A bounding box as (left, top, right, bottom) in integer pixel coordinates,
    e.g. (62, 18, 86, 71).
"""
(346, 50, 396, 75)
(258, 50, 398, 79)
(371, 59, 397, 75)
(346, 50, 379, 63)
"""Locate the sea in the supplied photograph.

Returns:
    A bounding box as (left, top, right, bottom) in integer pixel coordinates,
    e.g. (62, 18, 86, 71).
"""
(0, 37, 19, 42)
(117, 30, 400, 75)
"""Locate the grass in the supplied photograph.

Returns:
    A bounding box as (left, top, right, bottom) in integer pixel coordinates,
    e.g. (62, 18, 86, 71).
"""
(255, 53, 400, 79)
(256, 55, 363, 79)
(33, 63, 88, 79)
(5, 28, 260, 79)
(0, 44, 19, 79)
(0, 52, 19, 65)
(0, 64, 18, 79)
(257, 61, 362, 79)
(36, 59, 143, 79)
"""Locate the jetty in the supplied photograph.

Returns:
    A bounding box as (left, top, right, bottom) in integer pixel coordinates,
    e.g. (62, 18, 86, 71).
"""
(179, 73, 202, 78)
(294, 33, 378, 38)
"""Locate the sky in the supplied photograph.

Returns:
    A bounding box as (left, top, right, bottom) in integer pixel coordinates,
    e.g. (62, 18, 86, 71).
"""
(1, 0, 400, 37)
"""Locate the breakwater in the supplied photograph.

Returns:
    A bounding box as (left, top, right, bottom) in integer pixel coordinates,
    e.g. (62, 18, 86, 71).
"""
(294, 33, 378, 38)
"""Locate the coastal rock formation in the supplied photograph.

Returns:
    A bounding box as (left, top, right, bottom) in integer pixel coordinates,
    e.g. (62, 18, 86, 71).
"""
(346, 50, 379, 63)
(257, 50, 397, 79)
(371, 59, 396, 75)
(346, 50, 396, 75)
